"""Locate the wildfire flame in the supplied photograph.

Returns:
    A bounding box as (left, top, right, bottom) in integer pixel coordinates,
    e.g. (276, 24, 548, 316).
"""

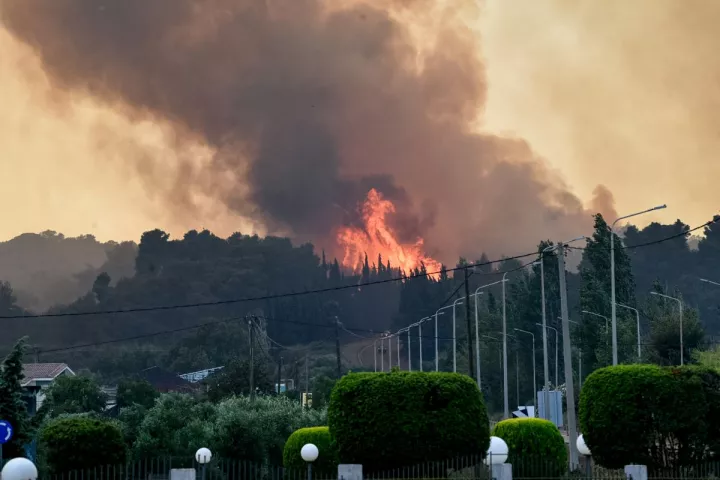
(337, 189, 442, 279)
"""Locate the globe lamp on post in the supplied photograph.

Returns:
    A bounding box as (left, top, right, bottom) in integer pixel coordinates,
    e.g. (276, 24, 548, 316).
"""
(577, 434, 591, 475)
(195, 447, 212, 480)
(301, 443, 319, 480)
(485, 436, 511, 480)
(1, 458, 38, 480)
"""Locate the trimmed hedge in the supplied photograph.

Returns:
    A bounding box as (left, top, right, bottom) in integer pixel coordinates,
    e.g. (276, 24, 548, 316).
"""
(491, 418, 566, 478)
(579, 364, 720, 470)
(40, 416, 127, 473)
(327, 371, 489, 472)
(283, 426, 338, 476)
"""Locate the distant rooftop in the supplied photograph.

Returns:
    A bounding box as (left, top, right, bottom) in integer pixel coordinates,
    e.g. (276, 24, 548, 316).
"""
(179, 366, 224, 383)
(21, 363, 74, 386)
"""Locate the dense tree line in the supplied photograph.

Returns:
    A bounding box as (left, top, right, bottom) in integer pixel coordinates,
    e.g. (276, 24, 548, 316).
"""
(0, 215, 718, 416)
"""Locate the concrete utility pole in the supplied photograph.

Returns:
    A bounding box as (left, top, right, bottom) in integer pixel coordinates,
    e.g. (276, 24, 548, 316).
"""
(540, 245, 553, 420)
(558, 243, 578, 467)
(334, 316, 342, 378)
(464, 267, 475, 380)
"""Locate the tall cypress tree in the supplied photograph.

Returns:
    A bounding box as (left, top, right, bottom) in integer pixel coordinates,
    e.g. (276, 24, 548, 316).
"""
(0, 337, 30, 458)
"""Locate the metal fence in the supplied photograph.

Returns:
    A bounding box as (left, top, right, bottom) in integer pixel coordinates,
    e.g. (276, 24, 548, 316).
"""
(36, 456, 720, 480)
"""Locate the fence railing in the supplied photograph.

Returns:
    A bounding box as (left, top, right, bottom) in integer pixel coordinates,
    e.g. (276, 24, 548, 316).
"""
(37, 456, 720, 480)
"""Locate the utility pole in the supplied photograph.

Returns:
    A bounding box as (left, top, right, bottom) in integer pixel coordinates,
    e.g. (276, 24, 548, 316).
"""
(464, 267, 475, 380)
(558, 243, 578, 467)
(334, 316, 342, 379)
(249, 318, 255, 401)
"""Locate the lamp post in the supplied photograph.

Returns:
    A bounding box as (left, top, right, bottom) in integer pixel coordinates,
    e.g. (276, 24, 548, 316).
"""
(577, 434, 592, 476)
(373, 340, 377, 372)
(416, 316, 432, 371)
(700, 278, 720, 287)
(452, 298, 465, 373)
(485, 435, 511, 480)
(610, 205, 667, 365)
(536, 323, 559, 388)
(569, 319, 582, 390)
(514, 328, 536, 414)
(397, 334, 400, 367)
(434, 306, 452, 372)
(502, 272, 510, 419)
(582, 310, 610, 364)
(195, 447, 212, 480)
(650, 291, 684, 365)
(473, 279, 506, 391)
(301, 443, 319, 480)
(616, 303, 642, 361)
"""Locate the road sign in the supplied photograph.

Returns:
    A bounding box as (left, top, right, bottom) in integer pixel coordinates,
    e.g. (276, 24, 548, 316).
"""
(0, 420, 13, 444)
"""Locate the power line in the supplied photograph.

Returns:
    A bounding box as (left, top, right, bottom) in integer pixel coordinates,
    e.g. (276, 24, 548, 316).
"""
(0, 251, 540, 320)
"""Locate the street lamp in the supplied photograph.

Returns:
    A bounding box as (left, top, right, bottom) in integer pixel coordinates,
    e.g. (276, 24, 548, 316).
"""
(536, 323, 559, 388)
(301, 443, 319, 480)
(577, 434, 591, 476)
(502, 272, 510, 419)
(473, 279, 506, 391)
(611, 204, 667, 365)
(569, 319, 583, 389)
(581, 310, 609, 330)
(435, 306, 453, 372)
(515, 328, 536, 414)
(195, 447, 212, 480)
(700, 278, 720, 287)
(650, 291, 684, 365)
(616, 303, 642, 361)
(1, 458, 38, 480)
(416, 316, 432, 371)
(452, 298, 465, 373)
(485, 436, 509, 465)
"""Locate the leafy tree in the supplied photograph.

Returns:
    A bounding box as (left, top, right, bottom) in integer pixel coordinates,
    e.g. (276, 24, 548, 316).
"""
(117, 378, 158, 409)
(133, 393, 215, 459)
(204, 359, 273, 402)
(41, 375, 108, 417)
(0, 337, 31, 458)
(117, 403, 148, 450)
(645, 282, 704, 366)
(40, 416, 126, 473)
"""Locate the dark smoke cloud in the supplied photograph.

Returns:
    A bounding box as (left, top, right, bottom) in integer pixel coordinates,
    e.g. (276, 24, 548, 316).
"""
(0, 0, 607, 261)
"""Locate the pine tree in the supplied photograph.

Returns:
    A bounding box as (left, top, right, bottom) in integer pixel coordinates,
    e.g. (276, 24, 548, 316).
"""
(0, 337, 31, 458)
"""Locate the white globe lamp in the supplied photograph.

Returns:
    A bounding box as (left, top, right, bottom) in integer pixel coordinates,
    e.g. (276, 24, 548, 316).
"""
(485, 436, 509, 465)
(577, 434, 591, 456)
(195, 447, 213, 464)
(301, 443, 319, 462)
(1, 458, 39, 480)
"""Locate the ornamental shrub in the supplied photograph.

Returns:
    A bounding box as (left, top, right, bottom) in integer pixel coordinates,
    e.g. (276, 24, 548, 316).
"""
(578, 364, 720, 471)
(327, 371, 489, 473)
(40, 416, 127, 474)
(491, 418, 566, 478)
(283, 427, 338, 476)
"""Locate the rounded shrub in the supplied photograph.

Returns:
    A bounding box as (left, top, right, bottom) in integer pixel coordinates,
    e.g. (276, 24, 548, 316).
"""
(579, 364, 715, 470)
(327, 371, 489, 473)
(491, 418, 566, 478)
(40, 416, 127, 474)
(283, 426, 338, 476)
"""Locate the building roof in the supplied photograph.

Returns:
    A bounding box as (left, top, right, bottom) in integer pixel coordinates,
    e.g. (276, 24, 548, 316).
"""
(138, 366, 194, 392)
(21, 363, 74, 386)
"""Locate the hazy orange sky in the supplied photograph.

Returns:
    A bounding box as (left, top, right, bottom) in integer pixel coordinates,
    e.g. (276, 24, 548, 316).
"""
(1, 0, 717, 248)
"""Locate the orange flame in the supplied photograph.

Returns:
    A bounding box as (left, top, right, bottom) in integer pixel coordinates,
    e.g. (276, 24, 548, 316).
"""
(337, 189, 442, 279)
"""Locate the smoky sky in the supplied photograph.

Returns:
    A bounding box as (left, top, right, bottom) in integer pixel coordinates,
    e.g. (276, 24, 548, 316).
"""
(0, 0, 610, 260)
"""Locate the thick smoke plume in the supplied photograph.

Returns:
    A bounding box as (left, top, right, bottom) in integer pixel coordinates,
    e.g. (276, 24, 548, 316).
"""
(0, 0, 609, 261)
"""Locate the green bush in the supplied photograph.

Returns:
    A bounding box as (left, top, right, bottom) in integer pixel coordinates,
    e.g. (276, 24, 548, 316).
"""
(579, 364, 719, 470)
(491, 418, 566, 478)
(327, 371, 489, 472)
(283, 427, 338, 476)
(40, 416, 127, 473)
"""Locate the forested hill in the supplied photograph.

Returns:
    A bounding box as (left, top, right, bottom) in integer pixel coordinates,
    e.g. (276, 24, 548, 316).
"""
(0, 215, 718, 385)
(0, 231, 136, 311)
